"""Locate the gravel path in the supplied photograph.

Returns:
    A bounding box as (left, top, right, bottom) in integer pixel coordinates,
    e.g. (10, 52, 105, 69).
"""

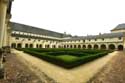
(0, 52, 57, 83)
(0, 53, 43, 83)
(88, 51, 125, 83)
(13, 49, 116, 83)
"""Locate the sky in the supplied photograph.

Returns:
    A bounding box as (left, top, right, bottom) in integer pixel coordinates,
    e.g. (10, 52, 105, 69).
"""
(11, 0, 125, 36)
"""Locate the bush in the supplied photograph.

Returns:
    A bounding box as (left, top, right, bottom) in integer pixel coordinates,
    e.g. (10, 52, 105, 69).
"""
(19, 48, 111, 68)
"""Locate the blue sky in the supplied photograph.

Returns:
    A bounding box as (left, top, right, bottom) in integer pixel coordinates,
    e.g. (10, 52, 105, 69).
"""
(11, 0, 125, 36)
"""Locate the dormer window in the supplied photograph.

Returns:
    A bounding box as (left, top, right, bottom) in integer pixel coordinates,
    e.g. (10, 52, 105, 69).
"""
(119, 37, 122, 40)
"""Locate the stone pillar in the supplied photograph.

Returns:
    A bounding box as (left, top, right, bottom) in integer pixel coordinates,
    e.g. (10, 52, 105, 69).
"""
(6, 24, 11, 47)
(123, 33, 125, 52)
(0, 1, 8, 48)
(3, 23, 7, 47)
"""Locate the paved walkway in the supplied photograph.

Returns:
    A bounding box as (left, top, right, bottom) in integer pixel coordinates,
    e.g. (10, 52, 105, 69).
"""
(88, 51, 125, 83)
(12, 49, 117, 83)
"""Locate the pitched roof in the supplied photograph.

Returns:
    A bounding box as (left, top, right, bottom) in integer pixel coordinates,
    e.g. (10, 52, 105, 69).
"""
(111, 23, 125, 31)
(64, 32, 123, 41)
(11, 22, 71, 38)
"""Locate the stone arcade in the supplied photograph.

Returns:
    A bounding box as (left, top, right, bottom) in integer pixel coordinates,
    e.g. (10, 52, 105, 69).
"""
(10, 22, 125, 51)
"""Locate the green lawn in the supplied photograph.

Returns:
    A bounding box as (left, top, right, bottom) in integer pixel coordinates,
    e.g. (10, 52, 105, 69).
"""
(55, 55, 79, 62)
(17, 48, 112, 68)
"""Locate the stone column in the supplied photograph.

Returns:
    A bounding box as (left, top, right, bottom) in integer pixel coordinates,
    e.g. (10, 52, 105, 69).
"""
(7, 24, 11, 47)
(0, 1, 8, 48)
(123, 33, 125, 52)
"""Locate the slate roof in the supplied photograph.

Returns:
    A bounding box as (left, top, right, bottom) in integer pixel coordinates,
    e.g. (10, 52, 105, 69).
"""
(64, 32, 123, 41)
(11, 22, 71, 38)
(111, 23, 125, 31)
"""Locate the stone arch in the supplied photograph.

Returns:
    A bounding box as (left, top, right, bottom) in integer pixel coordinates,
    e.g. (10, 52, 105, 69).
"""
(29, 44, 33, 48)
(109, 44, 115, 50)
(39, 44, 42, 48)
(70, 45, 73, 48)
(52, 45, 56, 48)
(17, 43, 22, 48)
(78, 45, 81, 49)
(36, 44, 39, 48)
(101, 44, 106, 50)
(88, 44, 92, 49)
(74, 45, 77, 48)
(25, 43, 29, 48)
(94, 44, 98, 49)
(67, 45, 69, 48)
(64, 45, 66, 48)
(118, 45, 123, 50)
(46, 45, 50, 48)
(83, 45, 86, 49)
(11, 43, 16, 48)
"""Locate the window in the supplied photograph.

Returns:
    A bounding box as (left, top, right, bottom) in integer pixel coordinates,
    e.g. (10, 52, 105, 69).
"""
(83, 40, 85, 42)
(119, 37, 122, 40)
(102, 38, 104, 41)
(28, 38, 31, 41)
(15, 37, 19, 40)
(95, 39, 97, 41)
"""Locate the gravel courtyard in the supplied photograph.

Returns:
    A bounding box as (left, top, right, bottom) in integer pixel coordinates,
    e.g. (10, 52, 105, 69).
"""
(12, 49, 117, 83)
(1, 50, 125, 83)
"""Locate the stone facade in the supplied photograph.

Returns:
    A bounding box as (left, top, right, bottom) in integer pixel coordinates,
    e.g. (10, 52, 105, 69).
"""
(10, 22, 125, 51)
(0, 0, 13, 48)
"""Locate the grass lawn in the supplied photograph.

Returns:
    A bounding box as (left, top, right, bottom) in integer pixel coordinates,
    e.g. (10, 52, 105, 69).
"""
(55, 55, 79, 62)
(17, 48, 112, 68)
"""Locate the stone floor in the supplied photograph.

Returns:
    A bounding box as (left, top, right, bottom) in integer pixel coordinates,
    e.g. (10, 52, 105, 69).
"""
(88, 51, 125, 83)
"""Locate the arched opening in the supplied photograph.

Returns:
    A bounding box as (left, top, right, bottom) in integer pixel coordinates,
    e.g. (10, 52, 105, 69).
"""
(118, 45, 123, 51)
(39, 44, 42, 48)
(11, 43, 16, 48)
(46, 45, 50, 48)
(67, 45, 69, 48)
(36, 44, 39, 48)
(101, 44, 106, 50)
(70, 45, 73, 48)
(109, 44, 115, 50)
(17, 43, 22, 48)
(29, 44, 33, 48)
(83, 45, 86, 49)
(88, 45, 92, 49)
(52, 45, 56, 48)
(94, 44, 98, 49)
(74, 45, 76, 48)
(78, 45, 81, 49)
(25, 44, 29, 48)
(64, 45, 66, 48)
